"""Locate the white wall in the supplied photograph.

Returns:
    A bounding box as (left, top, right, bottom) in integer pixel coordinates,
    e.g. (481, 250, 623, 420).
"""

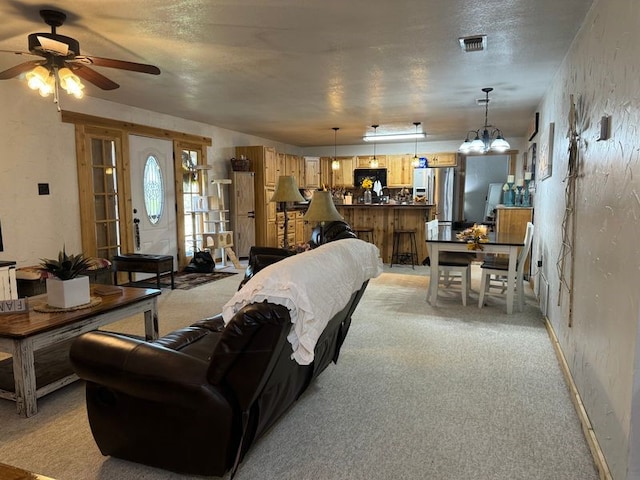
(0, 81, 297, 267)
(532, 0, 640, 477)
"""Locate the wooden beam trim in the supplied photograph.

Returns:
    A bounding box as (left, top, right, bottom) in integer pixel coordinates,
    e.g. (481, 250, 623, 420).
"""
(61, 110, 212, 146)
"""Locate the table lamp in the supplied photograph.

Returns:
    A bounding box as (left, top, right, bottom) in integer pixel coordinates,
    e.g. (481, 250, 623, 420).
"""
(270, 175, 305, 249)
(303, 190, 344, 245)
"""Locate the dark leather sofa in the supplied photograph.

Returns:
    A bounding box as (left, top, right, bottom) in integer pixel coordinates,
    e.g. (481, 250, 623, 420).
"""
(69, 245, 371, 477)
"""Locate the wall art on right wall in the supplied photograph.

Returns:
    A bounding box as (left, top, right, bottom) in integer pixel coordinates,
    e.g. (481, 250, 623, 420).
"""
(538, 122, 554, 181)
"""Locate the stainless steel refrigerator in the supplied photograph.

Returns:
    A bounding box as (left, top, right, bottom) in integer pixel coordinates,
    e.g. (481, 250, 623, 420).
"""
(413, 167, 455, 226)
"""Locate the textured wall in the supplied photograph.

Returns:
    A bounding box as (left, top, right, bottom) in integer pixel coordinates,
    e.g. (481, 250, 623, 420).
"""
(532, 0, 640, 477)
(0, 81, 297, 267)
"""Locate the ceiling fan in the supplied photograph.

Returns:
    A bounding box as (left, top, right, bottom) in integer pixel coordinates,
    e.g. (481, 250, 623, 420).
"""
(0, 9, 160, 93)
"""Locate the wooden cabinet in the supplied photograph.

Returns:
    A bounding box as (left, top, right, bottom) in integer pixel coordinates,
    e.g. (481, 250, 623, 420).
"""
(356, 155, 387, 168)
(276, 211, 296, 248)
(427, 152, 457, 167)
(277, 152, 286, 179)
(295, 211, 305, 245)
(387, 155, 414, 187)
(285, 154, 304, 186)
(265, 187, 277, 246)
(332, 157, 355, 187)
(235, 146, 278, 246)
(319, 156, 355, 188)
(496, 206, 534, 274)
(304, 157, 320, 188)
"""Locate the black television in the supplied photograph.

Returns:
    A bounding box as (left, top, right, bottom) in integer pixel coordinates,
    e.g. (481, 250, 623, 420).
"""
(354, 168, 387, 188)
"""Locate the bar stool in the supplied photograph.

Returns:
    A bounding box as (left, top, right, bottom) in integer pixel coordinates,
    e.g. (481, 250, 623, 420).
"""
(353, 226, 375, 244)
(390, 229, 418, 268)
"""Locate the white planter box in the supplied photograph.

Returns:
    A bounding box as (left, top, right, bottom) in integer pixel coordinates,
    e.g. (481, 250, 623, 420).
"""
(46, 276, 91, 308)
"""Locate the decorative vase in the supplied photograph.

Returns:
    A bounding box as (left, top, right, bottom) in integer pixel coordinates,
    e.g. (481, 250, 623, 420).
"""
(46, 276, 91, 308)
(364, 189, 372, 204)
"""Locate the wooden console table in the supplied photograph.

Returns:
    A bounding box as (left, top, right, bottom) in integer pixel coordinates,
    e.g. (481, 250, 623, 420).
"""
(0, 286, 160, 417)
(112, 253, 174, 289)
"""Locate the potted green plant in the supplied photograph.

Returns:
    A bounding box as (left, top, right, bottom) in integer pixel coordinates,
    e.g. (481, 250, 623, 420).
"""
(40, 248, 92, 308)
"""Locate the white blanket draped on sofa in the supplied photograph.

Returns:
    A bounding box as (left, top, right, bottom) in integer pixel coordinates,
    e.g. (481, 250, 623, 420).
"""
(222, 239, 383, 365)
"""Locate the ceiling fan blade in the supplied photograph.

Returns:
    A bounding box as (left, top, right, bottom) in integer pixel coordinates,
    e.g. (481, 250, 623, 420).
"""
(0, 49, 41, 57)
(72, 65, 119, 90)
(0, 60, 43, 80)
(73, 56, 160, 75)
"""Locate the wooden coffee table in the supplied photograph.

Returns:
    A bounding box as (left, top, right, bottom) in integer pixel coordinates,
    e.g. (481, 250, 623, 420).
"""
(0, 286, 160, 417)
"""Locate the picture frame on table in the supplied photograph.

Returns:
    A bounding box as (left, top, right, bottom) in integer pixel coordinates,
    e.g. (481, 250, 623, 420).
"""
(528, 112, 539, 141)
(538, 122, 554, 181)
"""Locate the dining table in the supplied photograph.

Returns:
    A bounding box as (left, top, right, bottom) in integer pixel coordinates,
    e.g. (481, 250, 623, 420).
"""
(426, 225, 525, 314)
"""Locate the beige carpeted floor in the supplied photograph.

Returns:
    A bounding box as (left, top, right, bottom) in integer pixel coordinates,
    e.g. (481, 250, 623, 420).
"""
(0, 264, 599, 480)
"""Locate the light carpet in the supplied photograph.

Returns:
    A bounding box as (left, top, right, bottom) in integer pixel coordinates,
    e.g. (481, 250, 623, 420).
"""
(0, 265, 599, 480)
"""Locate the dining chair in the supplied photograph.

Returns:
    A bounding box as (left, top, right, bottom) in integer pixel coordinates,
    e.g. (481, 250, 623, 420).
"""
(478, 221, 534, 311)
(424, 219, 474, 306)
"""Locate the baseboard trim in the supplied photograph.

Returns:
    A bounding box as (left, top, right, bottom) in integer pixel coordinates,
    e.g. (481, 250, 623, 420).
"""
(544, 317, 613, 480)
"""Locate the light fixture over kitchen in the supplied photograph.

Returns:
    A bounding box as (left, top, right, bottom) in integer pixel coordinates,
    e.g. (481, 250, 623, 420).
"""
(412, 122, 421, 167)
(370, 125, 379, 168)
(331, 127, 340, 171)
(459, 87, 510, 154)
(363, 130, 426, 142)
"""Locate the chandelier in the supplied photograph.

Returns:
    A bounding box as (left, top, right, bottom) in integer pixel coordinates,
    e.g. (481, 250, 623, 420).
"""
(459, 87, 510, 154)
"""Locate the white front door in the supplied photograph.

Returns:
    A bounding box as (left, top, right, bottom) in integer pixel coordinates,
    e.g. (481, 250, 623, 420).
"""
(129, 135, 177, 278)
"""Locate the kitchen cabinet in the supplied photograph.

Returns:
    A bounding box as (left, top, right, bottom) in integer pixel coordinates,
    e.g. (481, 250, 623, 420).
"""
(427, 152, 457, 167)
(285, 154, 304, 186)
(320, 156, 355, 188)
(332, 157, 354, 187)
(235, 146, 278, 246)
(356, 155, 387, 168)
(265, 187, 277, 246)
(387, 155, 414, 187)
(276, 211, 295, 248)
(304, 157, 320, 188)
(277, 152, 286, 179)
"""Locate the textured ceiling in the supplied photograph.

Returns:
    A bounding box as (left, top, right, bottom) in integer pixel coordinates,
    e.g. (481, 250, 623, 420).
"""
(0, 0, 594, 146)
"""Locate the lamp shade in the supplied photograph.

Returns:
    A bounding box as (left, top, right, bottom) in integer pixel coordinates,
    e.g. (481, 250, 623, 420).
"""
(270, 175, 305, 203)
(303, 191, 344, 223)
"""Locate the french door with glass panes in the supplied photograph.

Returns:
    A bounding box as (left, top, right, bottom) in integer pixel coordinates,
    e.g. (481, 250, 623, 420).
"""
(76, 126, 132, 261)
(74, 126, 208, 270)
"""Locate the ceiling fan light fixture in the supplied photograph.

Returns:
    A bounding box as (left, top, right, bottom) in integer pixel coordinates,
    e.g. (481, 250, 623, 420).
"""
(25, 65, 53, 96)
(58, 67, 85, 98)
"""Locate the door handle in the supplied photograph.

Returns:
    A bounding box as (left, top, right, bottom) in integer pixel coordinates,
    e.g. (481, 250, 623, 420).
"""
(133, 217, 141, 250)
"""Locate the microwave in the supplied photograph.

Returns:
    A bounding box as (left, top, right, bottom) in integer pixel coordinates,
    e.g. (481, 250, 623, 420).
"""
(354, 168, 387, 188)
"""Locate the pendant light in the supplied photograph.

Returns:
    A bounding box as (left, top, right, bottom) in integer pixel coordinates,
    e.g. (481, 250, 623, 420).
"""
(331, 127, 340, 170)
(412, 122, 421, 167)
(370, 125, 379, 168)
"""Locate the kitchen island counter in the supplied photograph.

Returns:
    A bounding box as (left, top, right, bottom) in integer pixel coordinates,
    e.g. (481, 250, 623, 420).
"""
(336, 204, 434, 264)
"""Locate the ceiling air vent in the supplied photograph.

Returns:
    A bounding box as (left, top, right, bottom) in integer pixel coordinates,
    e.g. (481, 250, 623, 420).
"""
(458, 35, 487, 53)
